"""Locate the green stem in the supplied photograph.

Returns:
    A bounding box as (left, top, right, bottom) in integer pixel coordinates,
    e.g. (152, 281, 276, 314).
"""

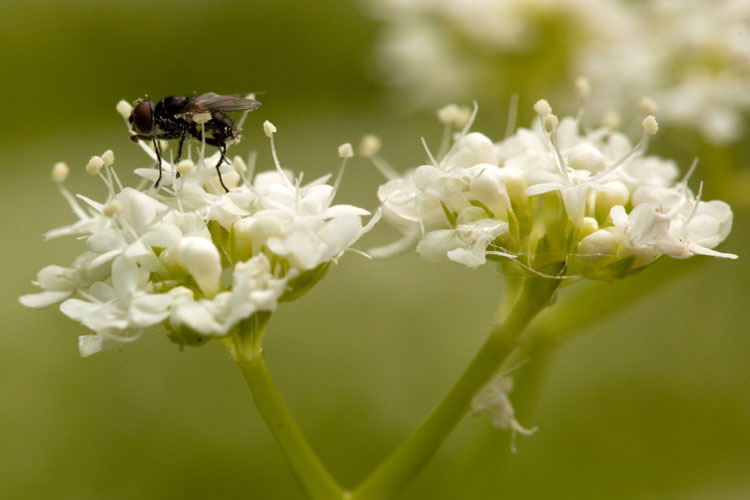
(351, 272, 562, 500)
(233, 317, 345, 500)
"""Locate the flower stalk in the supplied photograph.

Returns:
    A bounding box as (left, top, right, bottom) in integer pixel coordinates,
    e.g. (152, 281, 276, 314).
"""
(351, 266, 563, 500)
(232, 315, 346, 500)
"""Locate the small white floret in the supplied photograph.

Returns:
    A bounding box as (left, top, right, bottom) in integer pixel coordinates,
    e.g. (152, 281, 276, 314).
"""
(642, 115, 659, 135)
(51, 162, 69, 183)
(116, 100, 133, 120)
(85, 156, 104, 175)
(263, 120, 277, 137)
(534, 99, 552, 117)
(338, 143, 354, 159)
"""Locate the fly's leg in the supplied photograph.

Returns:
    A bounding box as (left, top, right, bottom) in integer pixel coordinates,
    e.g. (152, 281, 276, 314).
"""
(153, 139, 163, 188)
(214, 143, 230, 192)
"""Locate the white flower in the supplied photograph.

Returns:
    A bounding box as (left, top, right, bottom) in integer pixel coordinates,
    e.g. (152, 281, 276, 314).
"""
(365, 0, 750, 143)
(21, 115, 378, 356)
(370, 102, 737, 280)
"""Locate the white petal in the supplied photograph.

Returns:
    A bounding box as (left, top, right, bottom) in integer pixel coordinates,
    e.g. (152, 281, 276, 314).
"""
(78, 334, 113, 357)
(85, 228, 122, 254)
(129, 294, 172, 327)
(19, 290, 73, 308)
(35, 265, 76, 291)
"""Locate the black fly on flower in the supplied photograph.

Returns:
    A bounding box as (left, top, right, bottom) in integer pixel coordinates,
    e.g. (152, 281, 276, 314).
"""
(125, 93, 262, 191)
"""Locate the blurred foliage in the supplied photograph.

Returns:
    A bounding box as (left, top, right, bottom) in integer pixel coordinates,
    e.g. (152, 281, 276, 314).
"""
(2, 1, 748, 499)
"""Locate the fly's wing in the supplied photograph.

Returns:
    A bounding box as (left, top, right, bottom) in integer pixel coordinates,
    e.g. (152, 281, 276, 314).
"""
(181, 93, 262, 114)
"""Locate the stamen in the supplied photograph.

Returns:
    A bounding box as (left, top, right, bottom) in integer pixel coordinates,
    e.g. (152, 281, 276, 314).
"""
(575, 77, 591, 100)
(85, 156, 104, 176)
(102, 200, 120, 217)
(332, 143, 353, 196)
(116, 100, 133, 120)
(681, 158, 699, 185)
(437, 120, 452, 161)
(638, 96, 658, 116)
(360, 134, 400, 180)
(534, 99, 552, 117)
(540, 113, 570, 184)
(246, 151, 258, 183)
(459, 100, 479, 138)
(264, 120, 294, 189)
(504, 93, 519, 139)
(642, 115, 659, 135)
(420, 137, 439, 167)
(101, 150, 115, 167)
(51, 162, 69, 183)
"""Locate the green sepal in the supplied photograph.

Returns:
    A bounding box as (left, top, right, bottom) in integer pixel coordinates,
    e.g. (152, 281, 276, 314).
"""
(207, 220, 231, 267)
(280, 262, 330, 303)
(165, 323, 211, 348)
(469, 199, 495, 218)
(440, 201, 457, 227)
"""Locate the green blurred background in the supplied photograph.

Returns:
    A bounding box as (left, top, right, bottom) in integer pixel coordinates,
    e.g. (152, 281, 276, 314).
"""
(2, 1, 748, 498)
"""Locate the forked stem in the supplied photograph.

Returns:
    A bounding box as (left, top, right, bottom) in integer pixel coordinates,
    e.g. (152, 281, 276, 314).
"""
(351, 267, 563, 500)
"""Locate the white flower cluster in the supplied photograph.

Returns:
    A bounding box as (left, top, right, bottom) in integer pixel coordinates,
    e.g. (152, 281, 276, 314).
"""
(21, 118, 378, 356)
(370, 101, 736, 280)
(365, 0, 750, 143)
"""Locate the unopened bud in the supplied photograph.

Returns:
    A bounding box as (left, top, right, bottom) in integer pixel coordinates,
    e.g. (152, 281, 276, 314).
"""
(578, 229, 617, 257)
(581, 217, 599, 238)
(180, 237, 222, 298)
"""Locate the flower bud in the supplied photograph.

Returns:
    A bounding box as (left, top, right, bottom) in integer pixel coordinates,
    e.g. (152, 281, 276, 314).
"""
(180, 237, 222, 297)
(594, 181, 629, 222)
(578, 229, 617, 258)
